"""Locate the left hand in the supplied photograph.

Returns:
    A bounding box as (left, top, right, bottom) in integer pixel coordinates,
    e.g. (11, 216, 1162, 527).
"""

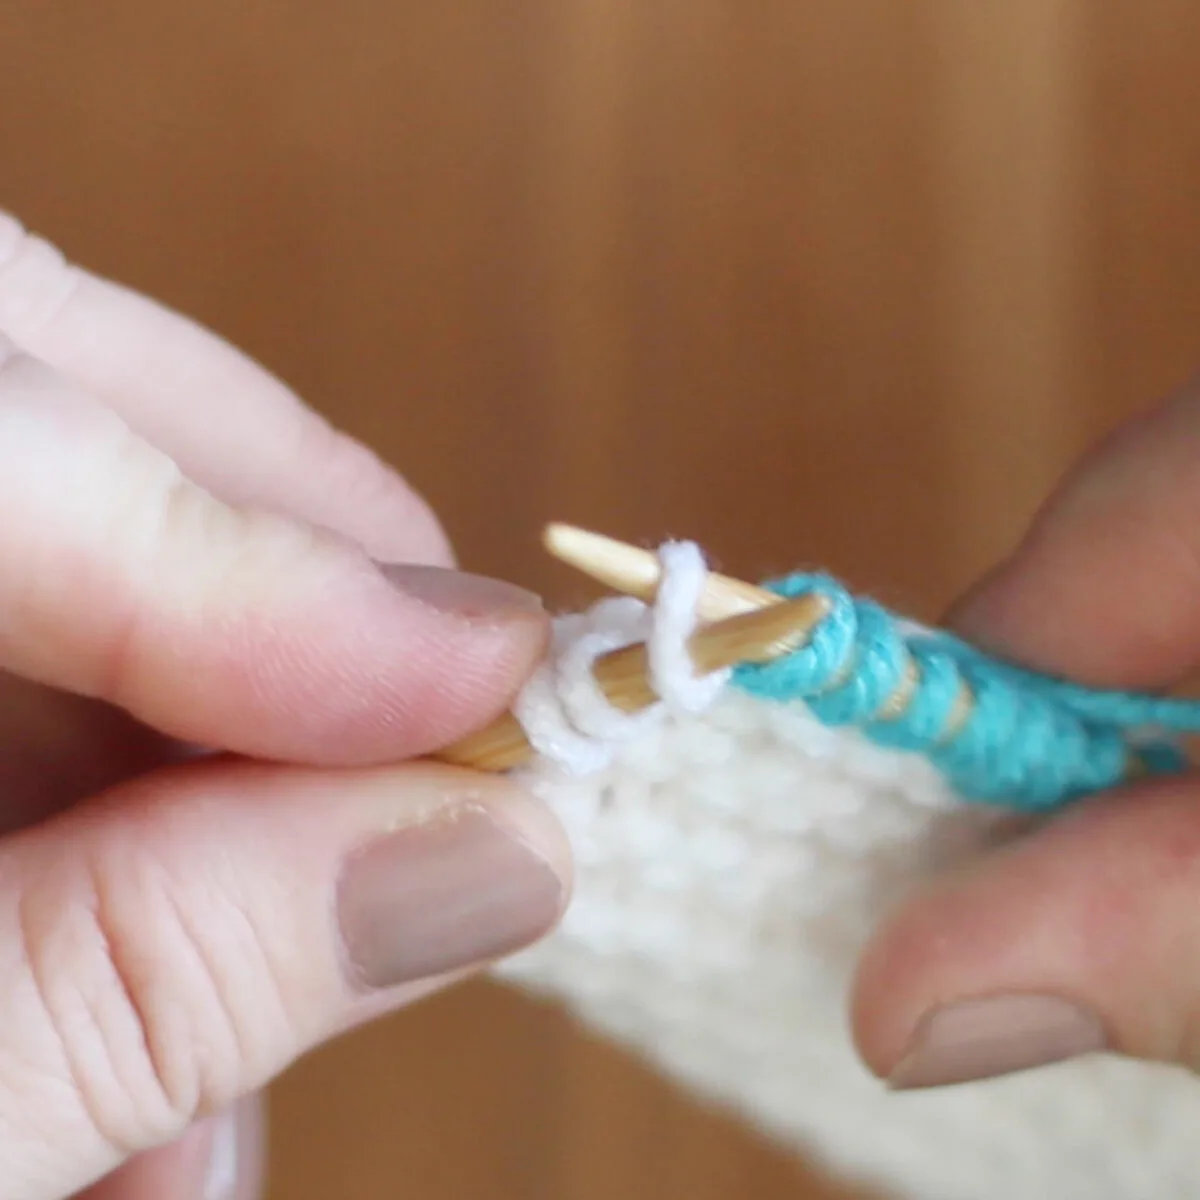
(0, 212, 570, 1200)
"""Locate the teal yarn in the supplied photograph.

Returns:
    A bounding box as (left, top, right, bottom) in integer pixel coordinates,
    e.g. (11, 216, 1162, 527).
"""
(731, 572, 1200, 812)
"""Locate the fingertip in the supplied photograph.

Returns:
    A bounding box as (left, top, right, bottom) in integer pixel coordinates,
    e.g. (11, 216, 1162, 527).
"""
(471, 767, 576, 906)
(356, 757, 575, 881)
(219, 550, 552, 763)
(0, 362, 549, 760)
(325, 761, 572, 993)
(378, 563, 545, 621)
(849, 805, 1106, 1085)
(346, 563, 552, 759)
(351, 757, 576, 912)
(849, 874, 965, 1081)
(397, 759, 577, 919)
(851, 783, 1200, 1087)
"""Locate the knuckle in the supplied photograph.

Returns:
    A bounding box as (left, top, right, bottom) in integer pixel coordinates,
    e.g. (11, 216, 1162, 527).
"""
(0, 214, 83, 345)
(0, 344, 336, 702)
(13, 835, 289, 1156)
(0, 388, 187, 695)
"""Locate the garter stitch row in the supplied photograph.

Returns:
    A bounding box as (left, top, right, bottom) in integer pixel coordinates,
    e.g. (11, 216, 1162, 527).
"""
(734, 571, 1200, 811)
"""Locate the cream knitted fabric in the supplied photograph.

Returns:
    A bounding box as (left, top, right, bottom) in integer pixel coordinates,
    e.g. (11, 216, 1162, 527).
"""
(490, 544, 1200, 1200)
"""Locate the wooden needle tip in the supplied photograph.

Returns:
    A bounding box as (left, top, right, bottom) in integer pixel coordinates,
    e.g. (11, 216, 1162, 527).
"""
(542, 523, 666, 604)
(542, 521, 779, 619)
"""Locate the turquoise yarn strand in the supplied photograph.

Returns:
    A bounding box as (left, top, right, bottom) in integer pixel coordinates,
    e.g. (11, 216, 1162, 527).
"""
(731, 572, 1200, 812)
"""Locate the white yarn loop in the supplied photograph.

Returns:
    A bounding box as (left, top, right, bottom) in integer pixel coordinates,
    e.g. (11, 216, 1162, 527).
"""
(647, 540, 732, 713)
(511, 665, 613, 774)
(512, 540, 730, 775)
(556, 600, 658, 741)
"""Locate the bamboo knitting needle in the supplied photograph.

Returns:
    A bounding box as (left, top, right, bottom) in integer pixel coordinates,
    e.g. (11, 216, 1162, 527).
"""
(435, 589, 829, 772)
(544, 523, 943, 728)
(538, 527, 1173, 792)
(543, 523, 779, 619)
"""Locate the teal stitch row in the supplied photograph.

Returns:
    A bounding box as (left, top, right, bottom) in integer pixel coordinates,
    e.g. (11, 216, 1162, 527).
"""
(729, 572, 1200, 812)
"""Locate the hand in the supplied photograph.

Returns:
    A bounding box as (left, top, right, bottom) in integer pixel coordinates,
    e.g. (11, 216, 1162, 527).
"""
(0, 212, 572, 1200)
(852, 379, 1200, 1089)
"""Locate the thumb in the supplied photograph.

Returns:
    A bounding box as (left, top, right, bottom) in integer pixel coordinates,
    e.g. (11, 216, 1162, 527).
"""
(0, 336, 547, 764)
(851, 779, 1200, 1088)
(0, 755, 570, 1200)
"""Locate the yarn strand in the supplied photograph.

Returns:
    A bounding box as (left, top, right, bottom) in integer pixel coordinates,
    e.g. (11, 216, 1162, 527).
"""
(734, 571, 1199, 810)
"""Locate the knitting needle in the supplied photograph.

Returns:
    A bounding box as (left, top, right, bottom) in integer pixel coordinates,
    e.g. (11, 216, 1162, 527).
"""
(435, 591, 829, 772)
(541, 526, 1189, 793)
(544, 523, 957, 730)
(543, 523, 780, 619)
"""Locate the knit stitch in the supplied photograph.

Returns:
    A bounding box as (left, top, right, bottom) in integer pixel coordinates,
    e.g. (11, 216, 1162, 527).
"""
(513, 540, 730, 774)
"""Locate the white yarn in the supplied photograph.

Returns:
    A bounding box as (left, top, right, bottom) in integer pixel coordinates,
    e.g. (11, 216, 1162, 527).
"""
(492, 549, 1200, 1200)
(512, 599, 651, 773)
(512, 541, 729, 775)
(645, 541, 731, 714)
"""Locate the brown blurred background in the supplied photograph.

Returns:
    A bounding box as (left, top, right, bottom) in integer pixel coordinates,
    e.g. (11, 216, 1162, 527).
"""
(5, 3, 1200, 1197)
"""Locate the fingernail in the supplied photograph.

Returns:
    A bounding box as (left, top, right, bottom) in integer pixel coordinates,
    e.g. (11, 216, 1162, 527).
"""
(337, 805, 564, 989)
(378, 563, 544, 619)
(888, 993, 1106, 1090)
(203, 1097, 266, 1200)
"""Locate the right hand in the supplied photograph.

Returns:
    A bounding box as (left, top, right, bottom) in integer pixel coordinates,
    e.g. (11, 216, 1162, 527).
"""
(852, 376, 1200, 1092)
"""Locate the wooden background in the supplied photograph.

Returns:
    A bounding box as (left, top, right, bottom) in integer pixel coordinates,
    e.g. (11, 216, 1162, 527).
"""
(5, 3, 1200, 1196)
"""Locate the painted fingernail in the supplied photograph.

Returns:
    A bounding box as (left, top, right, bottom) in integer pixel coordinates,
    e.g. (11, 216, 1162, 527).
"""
(378, 564, 544, 619)
(337, 805, 564, 989)
(888, 994, 1106, 1090)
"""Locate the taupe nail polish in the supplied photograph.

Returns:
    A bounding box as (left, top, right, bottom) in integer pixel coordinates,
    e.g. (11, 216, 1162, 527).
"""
(888, 994, 1107, 1090)
(338, 806, 564, 989)
(378, 563, 545, 619)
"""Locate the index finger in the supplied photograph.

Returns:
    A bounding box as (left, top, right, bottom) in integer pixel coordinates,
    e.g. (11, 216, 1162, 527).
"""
(948, 378, 1200, 690)
(0, 341, 547, 764)
(0, 211, 451, 566)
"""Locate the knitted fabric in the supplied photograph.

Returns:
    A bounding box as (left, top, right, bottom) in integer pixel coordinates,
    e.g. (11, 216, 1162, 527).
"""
(490, 541, 1200, 1200)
